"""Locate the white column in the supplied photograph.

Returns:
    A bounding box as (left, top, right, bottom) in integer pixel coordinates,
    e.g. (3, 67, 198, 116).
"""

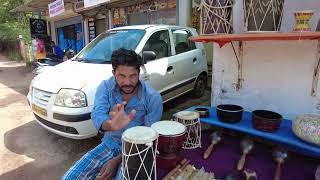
(50, 21, 57, 42)
(108, 9, 112, 29)
(83, 17, 89, 45)
(176, 0, 192, 27)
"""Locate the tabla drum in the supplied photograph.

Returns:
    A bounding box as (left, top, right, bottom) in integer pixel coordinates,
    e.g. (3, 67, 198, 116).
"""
(122, 126, 158, 180)
(151, 121, 186, 169)
(175, 111, 201, 149)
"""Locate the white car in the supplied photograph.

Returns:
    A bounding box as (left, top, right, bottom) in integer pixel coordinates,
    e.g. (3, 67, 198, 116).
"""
(27, 25, 208, 139)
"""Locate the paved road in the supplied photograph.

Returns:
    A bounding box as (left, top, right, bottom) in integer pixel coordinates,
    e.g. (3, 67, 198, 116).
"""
(0, 54, 210, 180)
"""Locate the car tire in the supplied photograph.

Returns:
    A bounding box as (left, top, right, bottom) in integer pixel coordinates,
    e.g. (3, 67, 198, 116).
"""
(193, 74, 207, 98)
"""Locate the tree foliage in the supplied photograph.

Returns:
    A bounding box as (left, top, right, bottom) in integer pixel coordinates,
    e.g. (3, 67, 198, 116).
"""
(0, 0, 31, 42)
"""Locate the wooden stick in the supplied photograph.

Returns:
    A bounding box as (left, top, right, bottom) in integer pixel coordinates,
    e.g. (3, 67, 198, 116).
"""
(170, 160, 191, 179)
(162, 159, 188, 180)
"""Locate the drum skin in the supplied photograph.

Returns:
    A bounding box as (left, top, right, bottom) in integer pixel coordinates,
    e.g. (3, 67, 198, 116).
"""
(292, 114, 320, 146)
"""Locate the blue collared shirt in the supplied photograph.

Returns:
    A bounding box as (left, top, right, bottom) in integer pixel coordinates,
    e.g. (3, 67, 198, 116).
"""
(91, 77, 163, 150)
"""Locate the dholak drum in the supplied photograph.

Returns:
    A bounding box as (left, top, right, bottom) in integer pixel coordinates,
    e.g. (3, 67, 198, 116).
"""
(175, 111, 201, 149)
(122, 126, 158, 180)
(151, 121, 186, 170)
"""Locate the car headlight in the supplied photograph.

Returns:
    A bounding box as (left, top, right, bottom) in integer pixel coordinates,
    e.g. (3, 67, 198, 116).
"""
(54, 89, 87, 108)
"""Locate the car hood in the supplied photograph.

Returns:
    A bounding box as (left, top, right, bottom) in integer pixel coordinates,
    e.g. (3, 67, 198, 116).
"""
(32, 60, 113, 93)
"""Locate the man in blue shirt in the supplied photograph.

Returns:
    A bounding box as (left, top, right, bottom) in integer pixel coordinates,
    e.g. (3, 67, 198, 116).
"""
(50, 41, 65, 60)
(62, 48, 163, 180)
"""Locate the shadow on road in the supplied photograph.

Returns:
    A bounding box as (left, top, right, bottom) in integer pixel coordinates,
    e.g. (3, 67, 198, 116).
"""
(2, 120, 100, 179)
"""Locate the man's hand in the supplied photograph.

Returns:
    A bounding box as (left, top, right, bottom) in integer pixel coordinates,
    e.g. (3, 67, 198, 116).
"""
(95, 155, 121, 180)
(102, 101, 136, 131)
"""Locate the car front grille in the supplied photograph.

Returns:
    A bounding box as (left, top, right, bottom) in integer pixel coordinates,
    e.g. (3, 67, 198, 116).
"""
(32, 88, 53, 107)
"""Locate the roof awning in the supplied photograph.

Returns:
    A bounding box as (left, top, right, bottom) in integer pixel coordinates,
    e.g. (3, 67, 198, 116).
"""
(11, 0, 150, 13)
(11, 0, 75, 12)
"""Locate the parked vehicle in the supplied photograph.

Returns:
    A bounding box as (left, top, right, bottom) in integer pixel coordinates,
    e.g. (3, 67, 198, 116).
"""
(27, 25, 208, 139)
(32, 49, 76, 75)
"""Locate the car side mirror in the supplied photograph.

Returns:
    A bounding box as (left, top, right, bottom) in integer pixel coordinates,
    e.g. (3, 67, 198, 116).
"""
(142, 51, 156, 63)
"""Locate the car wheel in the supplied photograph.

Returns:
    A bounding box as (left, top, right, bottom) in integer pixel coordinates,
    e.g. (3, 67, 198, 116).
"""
(193, 74, 207, 98)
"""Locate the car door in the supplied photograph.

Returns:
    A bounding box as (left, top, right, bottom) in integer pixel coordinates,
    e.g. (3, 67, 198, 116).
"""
(139, 29, 176, 100)
(169, 28, 202, 95)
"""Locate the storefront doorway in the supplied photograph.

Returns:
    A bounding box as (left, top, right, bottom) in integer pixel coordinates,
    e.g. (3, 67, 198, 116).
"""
(56, 17, 84, 53)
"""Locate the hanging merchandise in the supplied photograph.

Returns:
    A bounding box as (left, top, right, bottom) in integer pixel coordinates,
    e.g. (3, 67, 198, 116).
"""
(36, 39, 46, 60)
(191, 7, 200, 30)
(293, 10, 314, 32)
(112, 8, 127, 28)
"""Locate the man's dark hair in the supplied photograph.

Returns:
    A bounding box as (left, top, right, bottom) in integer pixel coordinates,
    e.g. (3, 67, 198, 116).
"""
(111, 48, 143, 71)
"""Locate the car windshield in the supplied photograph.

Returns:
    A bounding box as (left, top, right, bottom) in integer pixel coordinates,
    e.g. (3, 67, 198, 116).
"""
(75, 29, 145, 64)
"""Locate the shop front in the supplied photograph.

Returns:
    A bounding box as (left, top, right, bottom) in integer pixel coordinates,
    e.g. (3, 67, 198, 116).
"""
(54, 16, 84, 53)
(110, 0, 176, 28)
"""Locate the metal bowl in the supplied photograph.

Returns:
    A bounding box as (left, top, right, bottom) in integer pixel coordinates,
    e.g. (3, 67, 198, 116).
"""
(216, 104, 243, 123)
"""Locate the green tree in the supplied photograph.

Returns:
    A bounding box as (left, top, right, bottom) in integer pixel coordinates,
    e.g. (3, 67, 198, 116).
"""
(0, 0, 31, 42)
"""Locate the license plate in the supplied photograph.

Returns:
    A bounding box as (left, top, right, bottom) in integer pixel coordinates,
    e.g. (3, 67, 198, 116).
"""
(32, 104, 47, 117)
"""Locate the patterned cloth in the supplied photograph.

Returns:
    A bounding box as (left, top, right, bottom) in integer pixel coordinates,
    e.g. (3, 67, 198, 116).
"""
(62, 142, 122, 180)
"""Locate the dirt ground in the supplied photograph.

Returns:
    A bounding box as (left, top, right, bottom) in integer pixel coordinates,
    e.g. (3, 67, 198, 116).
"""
(0, 54, 211, 180)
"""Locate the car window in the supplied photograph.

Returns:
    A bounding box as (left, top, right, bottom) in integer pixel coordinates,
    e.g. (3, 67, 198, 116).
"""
(76, 29, 145, 64)
(172, 29, 196, 55)
(142, 30, 171, 61)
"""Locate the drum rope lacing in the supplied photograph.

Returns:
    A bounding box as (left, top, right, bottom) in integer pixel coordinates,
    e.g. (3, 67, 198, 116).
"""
(122, 139, 158, 180)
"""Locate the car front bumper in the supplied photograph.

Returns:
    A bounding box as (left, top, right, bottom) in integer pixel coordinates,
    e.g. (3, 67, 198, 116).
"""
(27, 92, 97, 139)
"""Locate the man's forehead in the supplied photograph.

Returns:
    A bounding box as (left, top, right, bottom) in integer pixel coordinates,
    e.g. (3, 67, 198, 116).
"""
(115, 65, 139, 73)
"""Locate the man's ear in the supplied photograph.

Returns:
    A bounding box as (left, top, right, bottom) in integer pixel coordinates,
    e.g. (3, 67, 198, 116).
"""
(112, 69, 115, 75)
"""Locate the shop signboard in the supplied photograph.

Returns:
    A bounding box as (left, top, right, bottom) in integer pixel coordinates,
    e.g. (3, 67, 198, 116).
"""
(48, 0, 65, 18)
(29, 18, 48, 39)
(84, 0, 109, 8)
(88, 18, 96, 42)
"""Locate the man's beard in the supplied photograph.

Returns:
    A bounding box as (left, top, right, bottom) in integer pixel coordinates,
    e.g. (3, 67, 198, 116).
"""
(118, 83, 139, 94)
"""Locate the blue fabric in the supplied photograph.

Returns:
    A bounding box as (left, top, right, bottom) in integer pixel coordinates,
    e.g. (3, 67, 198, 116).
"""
(91, 76, 163, 151)
(187, 106, 320, 158)
(53, 45, 64, 59)
(62, 142, 121, 180)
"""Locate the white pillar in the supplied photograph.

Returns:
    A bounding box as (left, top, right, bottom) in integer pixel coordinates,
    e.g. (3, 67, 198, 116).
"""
(176, 0, 192, 27)
(108, 9, 112, 29)
(83, 17, 89, 45)
(50, 21, 57, 42)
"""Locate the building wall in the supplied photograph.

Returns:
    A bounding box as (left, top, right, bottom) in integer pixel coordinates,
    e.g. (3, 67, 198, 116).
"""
(211, 41, 320, 120)
(210, 0, 320, 120)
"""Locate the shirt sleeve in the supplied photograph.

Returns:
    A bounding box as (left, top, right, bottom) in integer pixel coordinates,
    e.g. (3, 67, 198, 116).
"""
(144, 93, 163, 127)
(91, 81, 111, 131)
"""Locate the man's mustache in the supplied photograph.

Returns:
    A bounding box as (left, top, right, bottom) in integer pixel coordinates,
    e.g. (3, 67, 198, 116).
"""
(121, 85, 134, 89)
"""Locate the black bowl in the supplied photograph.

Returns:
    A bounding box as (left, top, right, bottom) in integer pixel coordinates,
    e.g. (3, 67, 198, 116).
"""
(195, 107, 210, 118)
(252, 110, 282, 132)
(216, 104, 243, 123)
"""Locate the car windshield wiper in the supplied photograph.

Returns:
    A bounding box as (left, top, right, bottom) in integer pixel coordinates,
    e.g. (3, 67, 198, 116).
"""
(72, 58, 92, 63)
(99, 60, 111, 64)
